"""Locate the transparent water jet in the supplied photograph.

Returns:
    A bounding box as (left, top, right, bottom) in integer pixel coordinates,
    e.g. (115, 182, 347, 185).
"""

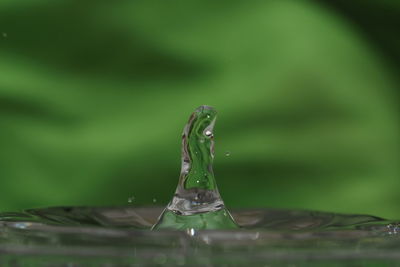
(152, 105, 238, 230)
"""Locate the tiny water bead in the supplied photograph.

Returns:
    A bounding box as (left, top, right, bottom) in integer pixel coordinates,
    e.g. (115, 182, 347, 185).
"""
(2, 32, 7, 38)
(225, 151, 231, 157)
(127, 196, 135, 203)
(186, 228, 196, 236)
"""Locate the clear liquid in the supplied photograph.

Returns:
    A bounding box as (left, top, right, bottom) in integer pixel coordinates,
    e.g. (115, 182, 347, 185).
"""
(0, 106, 399, 265)
(153, 105, 238, 230)
(0, 206, 399, 265)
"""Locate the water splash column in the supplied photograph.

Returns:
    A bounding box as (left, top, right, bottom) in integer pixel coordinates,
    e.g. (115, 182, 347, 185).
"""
(152, 106, 238, 230)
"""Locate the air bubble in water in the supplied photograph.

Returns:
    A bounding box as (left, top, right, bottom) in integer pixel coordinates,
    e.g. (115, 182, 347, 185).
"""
(205, 130, 212, 137)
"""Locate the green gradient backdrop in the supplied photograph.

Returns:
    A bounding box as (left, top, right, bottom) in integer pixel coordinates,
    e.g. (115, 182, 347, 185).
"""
(0, 0, 399, 218)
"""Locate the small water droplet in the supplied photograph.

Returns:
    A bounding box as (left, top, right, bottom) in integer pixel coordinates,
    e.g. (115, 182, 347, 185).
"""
(152, 198, 157, 203)
(128, 196, 135, 203)
(225, 151, 231, 156)
(202, 235, 211, 244)
(205, 130, 212, 137)
(187, 228, 196, 236)
(2, 32, 7, 38)
(248, 232, 260, 241)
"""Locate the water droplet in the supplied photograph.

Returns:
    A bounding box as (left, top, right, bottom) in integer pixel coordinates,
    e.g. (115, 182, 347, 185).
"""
(251, 232, 260, 240)
(225, 151, 231, 156)
(187, 228, 196, 236)
(152, 198, 157, 203)
(205, 130, 212, 137)
(2, 32, 7, 38)
(128, 196, 135, 203)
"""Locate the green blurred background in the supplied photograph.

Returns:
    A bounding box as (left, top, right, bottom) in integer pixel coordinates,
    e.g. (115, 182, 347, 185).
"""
(0, 0, 399, 218)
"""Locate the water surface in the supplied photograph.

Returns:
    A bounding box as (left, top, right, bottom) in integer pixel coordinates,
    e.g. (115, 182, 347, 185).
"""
(0, 206, 399, 266)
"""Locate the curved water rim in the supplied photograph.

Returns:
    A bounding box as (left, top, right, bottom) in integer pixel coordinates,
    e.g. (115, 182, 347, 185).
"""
(0, 206, 400, 264)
